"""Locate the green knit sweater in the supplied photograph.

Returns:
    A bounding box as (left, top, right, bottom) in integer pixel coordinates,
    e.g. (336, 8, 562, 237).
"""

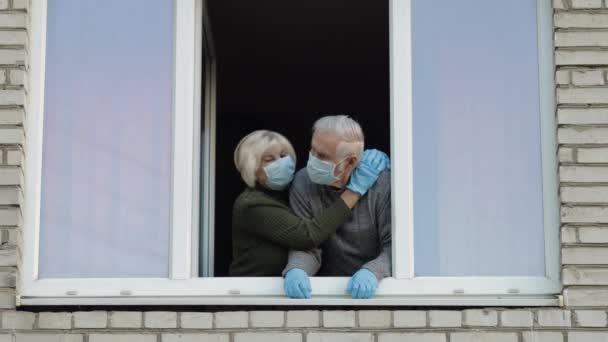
(229, 185, 352, 276)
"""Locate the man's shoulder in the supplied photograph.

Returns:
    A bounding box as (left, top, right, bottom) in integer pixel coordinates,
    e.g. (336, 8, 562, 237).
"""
(370, 169, 391, 193)
(291, 168, 312, 190)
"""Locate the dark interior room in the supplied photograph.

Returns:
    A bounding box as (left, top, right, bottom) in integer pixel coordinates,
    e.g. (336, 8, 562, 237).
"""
(206, 0, 390, 276)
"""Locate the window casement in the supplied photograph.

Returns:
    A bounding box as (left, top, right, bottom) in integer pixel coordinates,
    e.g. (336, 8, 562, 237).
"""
(22, 0, 560, 306)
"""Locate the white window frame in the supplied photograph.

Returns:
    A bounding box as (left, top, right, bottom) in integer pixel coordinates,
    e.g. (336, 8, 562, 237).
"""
(21, 0, 560, 306)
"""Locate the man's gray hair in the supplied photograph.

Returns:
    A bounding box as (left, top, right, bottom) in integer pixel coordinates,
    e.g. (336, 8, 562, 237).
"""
(313, 115, 364, 159)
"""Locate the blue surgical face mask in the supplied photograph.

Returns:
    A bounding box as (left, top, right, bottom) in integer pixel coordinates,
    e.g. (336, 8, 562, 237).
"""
(263, 156, 295, 190)
(306, 152, 345, 185)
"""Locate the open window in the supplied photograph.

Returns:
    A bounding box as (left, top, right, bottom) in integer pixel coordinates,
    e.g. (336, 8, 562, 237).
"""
(22, 0, 559, 306)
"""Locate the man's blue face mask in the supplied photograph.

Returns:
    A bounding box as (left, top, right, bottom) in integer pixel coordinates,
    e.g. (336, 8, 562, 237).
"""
(263, 156, 295, 191)
(306, 152, 348, 185)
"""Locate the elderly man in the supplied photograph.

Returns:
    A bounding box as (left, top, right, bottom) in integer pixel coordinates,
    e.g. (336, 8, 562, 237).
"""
(283, 115, 392, 299)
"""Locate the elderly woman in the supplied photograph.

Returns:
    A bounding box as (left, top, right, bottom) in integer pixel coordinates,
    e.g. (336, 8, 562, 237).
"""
(230, 130, 389, 276)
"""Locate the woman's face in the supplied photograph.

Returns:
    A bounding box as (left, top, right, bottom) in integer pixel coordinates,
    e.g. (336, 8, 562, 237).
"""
(255, 143, 290, 187)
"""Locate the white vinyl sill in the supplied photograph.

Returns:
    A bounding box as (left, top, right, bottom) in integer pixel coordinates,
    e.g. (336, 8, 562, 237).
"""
(19, 295, 560, 307)
(19, 276, 561, 306)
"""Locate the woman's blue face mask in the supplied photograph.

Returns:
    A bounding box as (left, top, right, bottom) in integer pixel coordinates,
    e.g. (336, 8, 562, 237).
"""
(306, 152, 347, 185)
(263, 156, 295, 191)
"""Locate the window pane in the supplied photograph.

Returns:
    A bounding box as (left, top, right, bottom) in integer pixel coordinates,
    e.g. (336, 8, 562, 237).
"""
(412, 0, 545, 276)
(39, 0, 174, 278)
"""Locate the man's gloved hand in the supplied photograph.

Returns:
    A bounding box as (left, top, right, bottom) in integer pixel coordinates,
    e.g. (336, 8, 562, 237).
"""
(346, 268, 378, 299)
(347, 149, 390, 196)
(284, 268, 312, 299)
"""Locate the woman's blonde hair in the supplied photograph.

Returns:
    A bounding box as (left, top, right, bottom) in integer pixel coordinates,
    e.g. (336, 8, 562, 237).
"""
(234, 130, 297, 188)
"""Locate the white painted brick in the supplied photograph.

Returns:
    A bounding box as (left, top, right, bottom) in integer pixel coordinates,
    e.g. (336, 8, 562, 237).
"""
(89, 334, 156, 342)
(0, 290, 15, 309)
(559, 127, 608, 144)
(37, 312, 72, 329)
(0, 335, 11, 342)
(428, 311, 461, 328)
(0, 248, 17, 266)
(562, 186, 608, 203)
(562, 206, 608, 223)
(378, 333, 446, 342)
(307, 333, 372, 342)
(15, 334, 83, 342)
(451, 332, 518, 342)
(249, 311, 284, 328)
(556, 69, 570, 84)
(537, 309, 572, 327)
(6, 150, 21, 166)
(234, 333, 302, 342)
(0, 71, 5, 85)
(575, 309, 607, 327)
(214, 311, 248, 329)
(570, 331, 608, 342)
(0, 208, 19, 226)
(286, 310, 319, 327)
(0, 168, 21, 186)
(179, 312, 212, 329)
(562, 226, 578, 243)
(11, 0, 28, 10)
(563, 247, 608, 264)
(579, 227, 608, 242)
(73, 311, 107, 328)
(572, 0, 603, 8)
(162, 334, 228, 342)
(0, 128, 23, 145)
(559, 147, 575, 163)
(0, 14, 26, 29)
(578, 147, 608, 163)
(500, 310, 533, 327)
(557, 50, 608, 65)
(558, 88, 608, 104)
(559, 107, 608, 124)
(0, 108, 22, 125)
(0, 187, 21, 205)
(565, 288, 608, 306)
(394, 310, 426, 328)
(322, 310, 355, 328)
(462, 309, 497, 327)
(553, 0, 566, 9)
(9, 69, 24, 86)
(572, 69, 605, 85)
(0, 89, 24, 105)
(2, 311, 34, 329)
(0, 1, 8, 9)
(358, 310, 391, 328)
(0, 268, 15, 287)
(0, 31, 25, 45)
(144, 311, 177, 329)
(109, 311, 142, 329)
(564, 267, 608, 285)
(557, 32, 608, 47)
(561, 166, 608, 182)
(0, 49, 23, 65)
(556, 12, 608, 28)
(522, 331, 564, 342)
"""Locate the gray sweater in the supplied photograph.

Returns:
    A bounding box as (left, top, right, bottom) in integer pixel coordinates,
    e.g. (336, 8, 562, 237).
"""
(283, 168, 392, 279)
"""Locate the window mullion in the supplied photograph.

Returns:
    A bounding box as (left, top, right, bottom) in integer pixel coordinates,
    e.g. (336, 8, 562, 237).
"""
(170, 0, 198, 280)
(390, 0, 415, 280)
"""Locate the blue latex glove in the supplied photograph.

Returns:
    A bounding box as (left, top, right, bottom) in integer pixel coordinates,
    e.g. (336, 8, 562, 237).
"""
(347, 149, 391, 195)
(284, 268, 312, 299)
(346, 268, 378, 299)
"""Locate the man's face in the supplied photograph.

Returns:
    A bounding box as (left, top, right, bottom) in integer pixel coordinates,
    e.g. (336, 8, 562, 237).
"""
(310, 132, 357, 187)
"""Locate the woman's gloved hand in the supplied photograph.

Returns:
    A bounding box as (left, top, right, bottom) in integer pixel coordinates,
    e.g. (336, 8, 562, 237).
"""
(347, 149, 390, 196)
(346, 268, 379, 299)
(284, 268, 312, 299)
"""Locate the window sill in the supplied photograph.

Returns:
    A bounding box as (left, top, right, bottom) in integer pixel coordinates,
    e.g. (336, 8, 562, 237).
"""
(20, 294, 560, 307)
